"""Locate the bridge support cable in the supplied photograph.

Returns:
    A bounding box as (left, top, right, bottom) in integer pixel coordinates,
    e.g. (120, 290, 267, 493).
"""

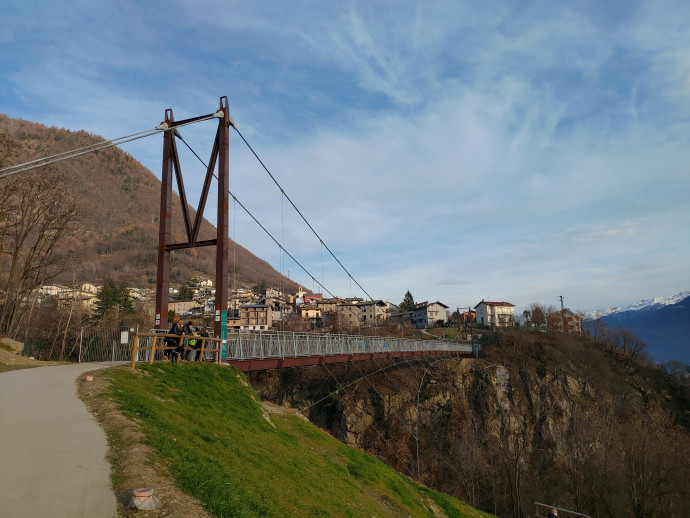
(297, 359, 420, 416)
(347, 355, 470, 482)
(176, 133, 366, 325)
(232, 126, 376, 302)
(0, 113, 222, 181)
(319, 362, 418, 481)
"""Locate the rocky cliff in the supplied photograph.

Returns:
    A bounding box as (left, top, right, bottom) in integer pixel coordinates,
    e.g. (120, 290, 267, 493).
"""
(250, 330, 690, 517)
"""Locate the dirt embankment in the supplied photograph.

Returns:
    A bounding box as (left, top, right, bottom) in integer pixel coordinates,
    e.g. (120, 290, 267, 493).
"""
(0, 338, 62, 372)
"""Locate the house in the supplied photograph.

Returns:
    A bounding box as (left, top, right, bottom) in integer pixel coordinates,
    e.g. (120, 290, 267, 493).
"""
(39, 285, 64, 297)
(322, 302, 361, 329)
(460, 310, 476, 323)
(238, 304, 272, 330)
(299, 304, 322, 322)
(547, 309, 582, 334)
(389, 311, 414, 327)
(169, 300, 200, 316)
(413, 301, 449, 328)
(474, 300, 515, 327)
(356, 300, 388, 325)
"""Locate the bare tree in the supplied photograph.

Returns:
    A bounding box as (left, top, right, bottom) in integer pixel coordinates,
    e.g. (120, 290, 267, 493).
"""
(0, 151, 80, 336)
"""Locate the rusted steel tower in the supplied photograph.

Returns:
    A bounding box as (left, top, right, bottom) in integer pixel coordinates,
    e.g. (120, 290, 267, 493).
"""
(154, 97, 232, 345)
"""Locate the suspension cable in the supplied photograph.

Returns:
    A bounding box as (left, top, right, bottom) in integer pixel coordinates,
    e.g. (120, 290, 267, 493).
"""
(233, 126, 375, 302)
(0, 113, 221, 180)
(319, 362, 418, 480)
(174, 131, 363, 323)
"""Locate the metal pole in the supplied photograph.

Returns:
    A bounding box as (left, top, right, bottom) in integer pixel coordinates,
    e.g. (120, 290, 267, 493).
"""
(78, 327, 83, 363)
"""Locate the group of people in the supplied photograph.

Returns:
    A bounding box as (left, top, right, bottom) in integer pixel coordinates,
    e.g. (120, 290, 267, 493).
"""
(164, 315, 210, 361)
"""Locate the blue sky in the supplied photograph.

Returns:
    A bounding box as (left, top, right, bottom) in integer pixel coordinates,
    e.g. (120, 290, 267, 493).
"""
(2, 1, 689, 313)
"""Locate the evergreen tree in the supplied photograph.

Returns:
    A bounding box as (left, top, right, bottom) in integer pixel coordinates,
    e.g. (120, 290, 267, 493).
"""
(176, 284, 194, 301)
(399, 290, 415, 311)
(253, 281, 267, 296)
(94, 280, 134, 320)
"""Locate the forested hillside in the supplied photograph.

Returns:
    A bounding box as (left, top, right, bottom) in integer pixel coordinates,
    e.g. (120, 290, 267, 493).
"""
(0, 114, 299, 291)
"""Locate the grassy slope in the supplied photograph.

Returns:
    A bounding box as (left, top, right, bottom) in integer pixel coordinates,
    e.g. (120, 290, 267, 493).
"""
(107, 363, 493, 518)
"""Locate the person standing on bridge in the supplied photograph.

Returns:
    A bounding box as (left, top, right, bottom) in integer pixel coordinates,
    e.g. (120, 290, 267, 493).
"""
(547, 508, 558, 518)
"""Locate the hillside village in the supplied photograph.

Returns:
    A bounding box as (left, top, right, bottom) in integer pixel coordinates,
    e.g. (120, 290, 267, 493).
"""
(39, 280, 583, 334)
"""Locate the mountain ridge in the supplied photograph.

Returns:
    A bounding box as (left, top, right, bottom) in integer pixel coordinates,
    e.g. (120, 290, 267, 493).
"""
(584, 292, 690, 364)
(583, 290, 690, 319)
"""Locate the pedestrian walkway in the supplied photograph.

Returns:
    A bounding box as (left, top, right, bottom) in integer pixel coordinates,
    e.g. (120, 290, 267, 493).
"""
(0, 363, 120, 518)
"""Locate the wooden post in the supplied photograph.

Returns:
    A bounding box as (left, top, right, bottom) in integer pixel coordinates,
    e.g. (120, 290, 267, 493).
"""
(149, 336, 157, 365)
(131, 333, 139, 369)
(199, 338, 206, 362)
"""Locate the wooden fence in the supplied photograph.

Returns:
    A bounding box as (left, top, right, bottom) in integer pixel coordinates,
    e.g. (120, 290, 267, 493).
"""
(130, 332, 222, 369)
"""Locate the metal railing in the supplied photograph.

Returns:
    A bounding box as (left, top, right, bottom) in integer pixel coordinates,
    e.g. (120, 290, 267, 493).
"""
(23, 326, 137, 363)
(23, 327, 477, 365)
(224, 330, 474, 360)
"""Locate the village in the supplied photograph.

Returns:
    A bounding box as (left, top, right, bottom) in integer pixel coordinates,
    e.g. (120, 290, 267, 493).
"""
(37, 280, 583, 334)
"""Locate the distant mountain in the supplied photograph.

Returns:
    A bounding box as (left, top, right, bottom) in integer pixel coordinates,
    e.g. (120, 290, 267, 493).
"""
(585, 292, 690, 364)
(0, 114, 301, 293)
(584, 291, 690, 319)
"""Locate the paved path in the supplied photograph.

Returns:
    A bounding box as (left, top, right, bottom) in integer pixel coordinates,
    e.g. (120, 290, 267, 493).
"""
(0, 363, 120, 518)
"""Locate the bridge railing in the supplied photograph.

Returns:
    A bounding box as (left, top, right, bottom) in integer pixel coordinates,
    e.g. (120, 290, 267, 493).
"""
(224, 330, 473, 360)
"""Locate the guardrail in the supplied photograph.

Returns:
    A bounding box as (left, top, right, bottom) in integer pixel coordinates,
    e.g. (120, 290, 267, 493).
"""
(224, 330, 474, 360)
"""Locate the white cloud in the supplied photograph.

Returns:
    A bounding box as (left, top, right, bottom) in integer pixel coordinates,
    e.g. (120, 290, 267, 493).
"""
(2, 0, 689, 312)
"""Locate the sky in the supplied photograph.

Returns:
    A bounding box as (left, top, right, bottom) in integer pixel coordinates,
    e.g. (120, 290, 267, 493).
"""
(2, 0, 689, 314)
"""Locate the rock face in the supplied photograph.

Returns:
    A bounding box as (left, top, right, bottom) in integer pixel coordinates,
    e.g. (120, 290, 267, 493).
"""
(249, 330, 690, 518)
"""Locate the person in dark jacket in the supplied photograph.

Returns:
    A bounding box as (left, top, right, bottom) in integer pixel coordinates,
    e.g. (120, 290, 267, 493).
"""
(165, 315, 183, 361)
(547, 509, 558, 518)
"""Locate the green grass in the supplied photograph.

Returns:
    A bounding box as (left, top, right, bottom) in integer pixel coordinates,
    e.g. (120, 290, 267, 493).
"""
(107, 363, 494, 518)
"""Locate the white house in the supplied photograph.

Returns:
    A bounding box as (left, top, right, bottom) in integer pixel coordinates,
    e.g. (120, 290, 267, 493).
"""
(474, 300, 515, 327)
(413, 301, 449, 328)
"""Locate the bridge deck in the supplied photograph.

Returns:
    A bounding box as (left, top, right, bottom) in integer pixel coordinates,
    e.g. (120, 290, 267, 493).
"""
(132, 330, 477, 371)
(223, 348, 472, 372)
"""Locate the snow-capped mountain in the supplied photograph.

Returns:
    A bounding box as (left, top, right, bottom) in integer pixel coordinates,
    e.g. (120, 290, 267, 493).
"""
(584, 291, 690, 319)
(583, 291, 690, 364)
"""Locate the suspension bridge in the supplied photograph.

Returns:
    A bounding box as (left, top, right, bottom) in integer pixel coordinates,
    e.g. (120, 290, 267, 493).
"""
(130, 329, 477, 371)
(2, 96, 477, 371)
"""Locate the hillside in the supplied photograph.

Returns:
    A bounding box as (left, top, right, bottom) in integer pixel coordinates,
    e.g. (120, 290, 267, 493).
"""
(99, 362, 492, 517)
(250, 329, 690, 517)
(0, 114, 300, 292)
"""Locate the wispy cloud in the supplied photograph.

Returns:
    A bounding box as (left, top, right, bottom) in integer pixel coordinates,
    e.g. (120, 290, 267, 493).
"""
(1, 0, 689, 311)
